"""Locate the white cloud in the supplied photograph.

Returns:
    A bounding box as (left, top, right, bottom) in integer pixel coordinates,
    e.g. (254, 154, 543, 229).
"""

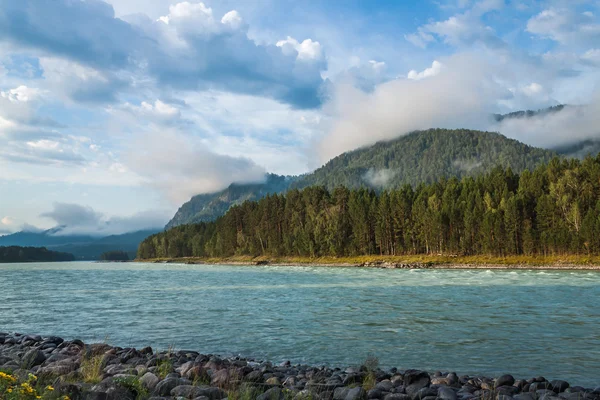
(276, 36, 324, 61)
(582, 48, 600, 65)
(39, 57, 125, 103)
(110, 99, 181, 122)
(364, 169, 396, 188)
(406, 1, 504, 48)
(126, 129, 267, 203)
(317, 53, 501, 162)
(527, 7, 600, 47)
(521, 82, 544, 97)
(408, 60, 444, 80)
(496, 100, 600, 149)
(1, 86, 44, 103)
(1, 216, 13, 226)
(40, 202, 169, 236)
(221, 10, 244, 30)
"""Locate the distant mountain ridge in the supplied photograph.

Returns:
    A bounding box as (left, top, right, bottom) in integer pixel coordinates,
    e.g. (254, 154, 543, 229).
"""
(166, 128, 558, 229)
(0, 229, 159, 260)
(493, 104, 565, 122)
(165, 174, 293, 229)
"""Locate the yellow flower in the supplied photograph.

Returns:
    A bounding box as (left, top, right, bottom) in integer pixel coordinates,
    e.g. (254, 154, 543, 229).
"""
(0, 371, 16, 382)
(7, 387, 13, 393)
(46, 385, 55, 391)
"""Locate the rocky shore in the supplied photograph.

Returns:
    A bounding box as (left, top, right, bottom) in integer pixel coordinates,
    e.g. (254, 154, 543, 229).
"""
(1, 332, 599, 400)
(151, 258, 600, 270)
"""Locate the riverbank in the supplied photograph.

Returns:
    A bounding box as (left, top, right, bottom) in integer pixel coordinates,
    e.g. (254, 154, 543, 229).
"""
(1, 333, 599, 400)
(137, 255, 600, 270)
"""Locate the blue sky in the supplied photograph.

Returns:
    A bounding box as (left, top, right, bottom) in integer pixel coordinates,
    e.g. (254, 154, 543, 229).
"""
(1, 0, 600, 235)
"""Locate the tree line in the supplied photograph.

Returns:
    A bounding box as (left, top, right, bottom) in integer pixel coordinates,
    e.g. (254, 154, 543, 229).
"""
(138, 155, 600, 259)
(0, 246, 75, 263)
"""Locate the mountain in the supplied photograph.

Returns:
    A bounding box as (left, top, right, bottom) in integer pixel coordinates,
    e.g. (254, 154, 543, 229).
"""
(0, 229, 159, 260)
(165, 129, 557, 228)
(554, 139, 600, 159)
(493, 104, 565, 122)
(166, 174, 294, 229)
(291, 128, 556, 191)
(494, 105, 600, 159)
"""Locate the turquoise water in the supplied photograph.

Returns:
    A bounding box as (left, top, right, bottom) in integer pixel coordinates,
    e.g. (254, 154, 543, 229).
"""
(1, 262, 600, 386)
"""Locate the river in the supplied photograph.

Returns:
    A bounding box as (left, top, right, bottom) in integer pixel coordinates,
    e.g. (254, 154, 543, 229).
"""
(1, 262, 599, 386)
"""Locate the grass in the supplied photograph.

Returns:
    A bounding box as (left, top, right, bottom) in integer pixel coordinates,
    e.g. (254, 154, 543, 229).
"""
(113, 376, 148, 400)
(226, 386, 264, 400)
(155, 346, 174, 380)
(79, 354, 104, 384)
(361, 356, 378, 391)
(137, 254, 600, 268)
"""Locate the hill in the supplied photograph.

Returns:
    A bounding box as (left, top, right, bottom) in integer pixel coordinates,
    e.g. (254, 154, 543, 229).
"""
(165, 129, 557, 228)
(292, 128, 556, 191)
(0, 229, 159, 260)
(166, 174, 294, 229)
(0, 246, 75, 263)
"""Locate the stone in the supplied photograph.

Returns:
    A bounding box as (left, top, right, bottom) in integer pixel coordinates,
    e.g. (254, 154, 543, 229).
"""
(551, 381, 570, 393)
(530, 382, 553, 392)
(384, 395, 410, 400)
(85, 392, 109, 400)
(171, 385, 225, 399)
(335, 388, 352, 400)
(22, 349, 46, 369)
(376, 380, 394, 392)
(438, 387, 458, 400)
(496, 386, 519, 396)
(210, 369, 231, 387)
(404, 371, 431, 397)
(266, 376, 282, 385)
(513, 394, 535, 400)
(140, 372, 160, 390)
(496, 375, 516, 389)
(105, 386, 136, 400)
(411, 387, 437, 400)
(154, 378, 187, 397)
(257, 387, 284, 400)
(344, 387, 367, 400)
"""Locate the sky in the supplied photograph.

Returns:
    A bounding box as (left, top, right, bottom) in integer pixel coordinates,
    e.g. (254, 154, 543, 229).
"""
(1, 0, 600, 235)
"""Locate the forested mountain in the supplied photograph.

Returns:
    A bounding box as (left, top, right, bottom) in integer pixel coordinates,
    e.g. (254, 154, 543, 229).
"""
(493, 105, 565, 122)
(166, 174, 293, 229)
(493, 105, 600, 159)
(292, 129, 556, 191)
(0, 246, 75, 263)
(166, 129, 557, 228)
(0, 229, 158, 260)
(139, 155, 600, 259)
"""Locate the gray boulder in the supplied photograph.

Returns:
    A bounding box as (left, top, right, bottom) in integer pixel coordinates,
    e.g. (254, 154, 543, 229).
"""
(496, 375, 516, 389)
(22, 349, 46, 369)
(438, 387, 457, 400)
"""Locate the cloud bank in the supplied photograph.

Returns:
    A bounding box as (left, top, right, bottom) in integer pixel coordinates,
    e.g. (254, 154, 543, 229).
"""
(126, 130, 267, 203)
(317, 54, 499, 162)
(40, 203, 170, 236)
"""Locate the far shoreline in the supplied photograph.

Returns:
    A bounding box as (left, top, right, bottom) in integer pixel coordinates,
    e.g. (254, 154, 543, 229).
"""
(135, 255, 600, 270)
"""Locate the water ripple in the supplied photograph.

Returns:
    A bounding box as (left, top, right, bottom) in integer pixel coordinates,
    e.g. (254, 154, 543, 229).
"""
(1, 262, 600, 386)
